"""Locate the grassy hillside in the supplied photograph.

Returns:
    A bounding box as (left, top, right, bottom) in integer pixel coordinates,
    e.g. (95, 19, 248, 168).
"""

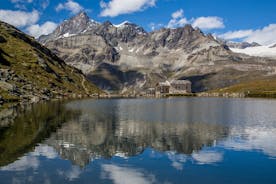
(211, 78, 276, 98)
(0, 21, 100, 103)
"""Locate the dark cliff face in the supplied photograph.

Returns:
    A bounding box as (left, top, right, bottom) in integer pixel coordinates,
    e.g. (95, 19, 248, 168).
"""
(38, 12, 276, 93)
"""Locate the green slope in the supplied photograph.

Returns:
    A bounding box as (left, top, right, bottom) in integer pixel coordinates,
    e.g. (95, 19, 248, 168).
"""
(0, 21, 100, 103)
(210, 78, 276, 98)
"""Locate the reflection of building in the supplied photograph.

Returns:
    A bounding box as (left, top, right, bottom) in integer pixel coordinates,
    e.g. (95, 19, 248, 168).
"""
(155, 80, 192, 95)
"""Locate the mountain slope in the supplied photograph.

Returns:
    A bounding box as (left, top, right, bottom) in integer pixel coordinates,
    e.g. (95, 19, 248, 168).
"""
(0, 21, 100, 104)
(39, 12, 276, 93)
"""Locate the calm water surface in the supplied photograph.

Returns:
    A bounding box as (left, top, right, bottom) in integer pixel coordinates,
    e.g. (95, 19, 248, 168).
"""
(0, 97, 276, 184)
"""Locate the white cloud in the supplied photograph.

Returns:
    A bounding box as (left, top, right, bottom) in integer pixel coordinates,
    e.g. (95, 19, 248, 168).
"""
(230, 46, 276, 58)
(101, 164, 156, 184)
(27, 21, 57, 38)
(172, 9, 184, 19)
(219, 24, 276, 45)
(166, 151, 187, 170)
(167, 9, 224, 30)
(167, 9, 188, 28)
(219, 30, 253, 40)
(192, 150, 223, 164)
(149, 22, 164, 31)
(0, 145, 59, 172)
(222, 127, 276, 158)
(10, 0, 50, 10)
(10, 0, 33, 3)
(30, 144, 59, 159)
(100, 0, 156, 17)
(1, 156, 39, 171)
(0, 9, 39, 27)
(56, 0, 84, 14)
(58, 166, 82, 181)
(192, 16, 225, 30)
(41, 0, 50, 9)
(10, 0, 34, 9)
(244, 24, 276, 45)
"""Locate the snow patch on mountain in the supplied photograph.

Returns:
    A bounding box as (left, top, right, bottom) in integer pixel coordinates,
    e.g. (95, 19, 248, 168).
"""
(230, 45, 276, 58)
(62, 33, 76, 38)
(114, 21, 131, 28)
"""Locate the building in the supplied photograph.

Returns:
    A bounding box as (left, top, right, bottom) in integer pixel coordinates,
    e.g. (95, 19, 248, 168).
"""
(156, 80, 192, 95)
(146, 88, 156, 96)
(156, 81, 171, 94)
(170, 80, 192, 94)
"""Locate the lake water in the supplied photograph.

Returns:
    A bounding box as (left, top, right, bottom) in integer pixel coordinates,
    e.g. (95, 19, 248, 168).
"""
(0, 97, 276, 184)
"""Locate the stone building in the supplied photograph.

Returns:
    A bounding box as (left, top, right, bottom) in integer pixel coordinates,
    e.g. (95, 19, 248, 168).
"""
(170, 80, 192, 94)
(146, 88, 156, 96)
(156, 81, 171, 95)
(156, 80, 192, 95)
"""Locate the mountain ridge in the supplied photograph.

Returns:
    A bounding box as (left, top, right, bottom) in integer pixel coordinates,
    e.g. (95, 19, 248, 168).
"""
(38, 12, 276, 93)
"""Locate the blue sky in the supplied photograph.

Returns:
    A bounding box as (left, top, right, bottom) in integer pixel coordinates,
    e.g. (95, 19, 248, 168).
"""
(1, 0, 276, 45)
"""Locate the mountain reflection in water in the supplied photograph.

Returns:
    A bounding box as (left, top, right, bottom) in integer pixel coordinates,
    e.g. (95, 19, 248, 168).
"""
(0, 98, 276, 184)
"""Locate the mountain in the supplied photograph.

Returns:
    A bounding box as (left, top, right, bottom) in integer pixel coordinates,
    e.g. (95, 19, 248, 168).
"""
(39, 12, 99, 43)
(0, 20, 100, 104)
(216, 38, 276, 59)
(39, 12, 276, 93)
(215, 37, 262, 49)
(226, 41, 261, 49)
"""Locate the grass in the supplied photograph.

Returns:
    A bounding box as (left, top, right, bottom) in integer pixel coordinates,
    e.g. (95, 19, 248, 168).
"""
(0, 21, 101, 103)
(210, 78, 276, 98)
(165, 93, 196, 97)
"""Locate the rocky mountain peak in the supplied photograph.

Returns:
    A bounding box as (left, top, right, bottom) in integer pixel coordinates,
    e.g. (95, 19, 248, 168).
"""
(52, 11, 91, 37)
(206, 33, 217, 41)
(183, 24, 194, 31)
(122, 22, 147, 34)
(251, 42, 262, 47)
(102, 21, 113, 27)
(77, 11, 89, 20)
(115, 21, 144, 30)
(115, 21, 147, 41)
(114, 21, 131, 27)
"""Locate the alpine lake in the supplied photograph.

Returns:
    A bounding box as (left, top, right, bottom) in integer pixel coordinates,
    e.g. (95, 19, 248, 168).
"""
(0, 97, 276, 184)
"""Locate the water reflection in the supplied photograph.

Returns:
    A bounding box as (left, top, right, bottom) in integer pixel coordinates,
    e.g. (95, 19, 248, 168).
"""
(0, 102, 80, 167)
(0, 98, 276, 184)
(102, 164, 156, 184)
(43, 99, 229, 167)
(222, 127, 276, 158)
